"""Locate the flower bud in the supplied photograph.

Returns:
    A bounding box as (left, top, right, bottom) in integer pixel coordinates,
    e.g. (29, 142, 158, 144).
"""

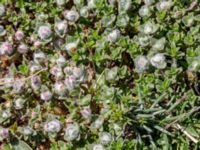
(150, 53, 166, 69)
(0, 42, 13, 55)
(30, 63, 42, 73)
(182, 14, 194, 27)
(188, 58, 200, 71)
(54, 81, 66, 96)
(73, 67, 86, 82)
(56, 55, 66, 67)
(33, 52, 46, 64)
(144, 0, 154, 6)
(87, 0, 97, 9)
(65, 42, 78, 55)
(31, 76, 42, 90)
(156, 0, 173, 11)
(0, 127, 9, 141)
(13, 80, 24, 93)
(40, 91, 52, 101)
(0, 25, 6, 36)
(44, 119, 61, 133)
(80, 6, 89, 18)
(92, 144, 105, 150)
(56, 0, 65, 6)
(139, 5, 150, 17)
(134, 56, 149, 73)
(152, 37, 166, 51)
(50, 65, 64, 80)
(1, 110, 11, 119)
(64, 66, 74, 75)
(64, 76, 77, 91)
(0, 4, 5, 17)
(17, 43, 29, 54)
(14, 98, 25, 110)
(139, 22, 158, 34)
(138, 35, 150, 47)
(15, 30, 24, 41)
(91, 118, 104, 129)
(107, 29, 120, 43)
(80, 106, 92, 120)
(19, 126, 33, 136)
(118, 0, 132, 13)
(54, 20, 68, 38)
(38, 25, 52, 41)
(64, 123, 79, 141)
(33, 40, 42, 48)
(99, 132, 112, 145)
(63, 10, 79, 22)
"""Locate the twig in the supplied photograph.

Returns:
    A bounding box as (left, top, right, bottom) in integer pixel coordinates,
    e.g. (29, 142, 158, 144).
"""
(175, 123, 198, 144)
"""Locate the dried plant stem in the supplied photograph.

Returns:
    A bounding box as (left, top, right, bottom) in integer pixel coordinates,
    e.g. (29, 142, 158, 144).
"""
(0, 69, 46, 86)
(175, 123, 198, 144)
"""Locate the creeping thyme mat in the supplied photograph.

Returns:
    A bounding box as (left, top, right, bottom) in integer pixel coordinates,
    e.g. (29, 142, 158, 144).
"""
(0, 0, 200, 149)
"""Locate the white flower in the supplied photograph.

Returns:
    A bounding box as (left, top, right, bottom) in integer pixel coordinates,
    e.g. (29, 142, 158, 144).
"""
(20, 126, 33, 135)
(107, 29, 120, 43)
(50, 65, 64, 80)
(65, 42, 78, 54)
(118, 0, 132, 12)
(56, 55, 66, 67)
(2, 110, 11, 119)
(92, 144, 105, 150)
(38, 25, 52, 40)
(0, 127, 9, 141)
(44, 119, 61, 133)
(182, 15, 194, 27)
(33, 52, 46, 64)
(15, 30, 24, 41)
(150, 53, 166, 69)
(80, 106, 92, 120)
(63, 10, 79, 22)
(54, 81, 66, 96)
(64, 76, 77, 91)
(40, 91, 52, 101)
(189, 58, 200, 71)
(14, 98, 25, 110)
(54, 20, 68, 37)
(80, 6, 89, 18)
(56, 0, 65, 6)
(64, 123, 80, 141)
(13, 81, 24, 93)
(0, 25, 6, 36)
(139, 5, 150, 17)
(87, 0, 97, 9)
(140, 22, 158, 34)
(144, 0, 154, 6)
(17, 43, 29, 54)
(138, 35, 150, 47)
(73, 67, 86, 82)
(156, 0, 173, 11)
(34, 40, 42, 48)
(0, 4, 5, 16)
(0, 42, 13, 55)
(135, 56, 149, 73)
(99, 132, 112, 145)
(31, 76, 42, 90)
(152, 37, 166, 51)
(91, 118, 104, 129)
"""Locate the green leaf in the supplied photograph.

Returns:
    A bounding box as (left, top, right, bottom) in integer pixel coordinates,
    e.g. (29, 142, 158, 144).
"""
(18, 64, 29, 75)
(11, 139, 32, 150)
